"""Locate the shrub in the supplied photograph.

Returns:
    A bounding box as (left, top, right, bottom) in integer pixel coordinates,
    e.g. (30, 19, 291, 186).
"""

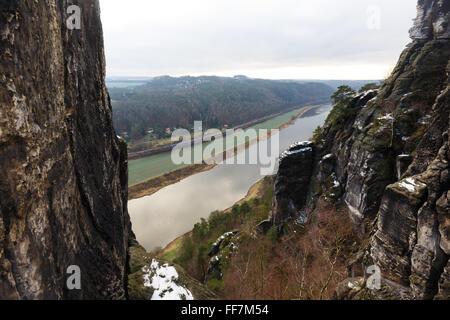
(175, 237, 195, 270)
(312, 126, 323, 145)
(207, 279, 224, 293)
(267, 226, 279, 242)
(240, 202, 250, 214)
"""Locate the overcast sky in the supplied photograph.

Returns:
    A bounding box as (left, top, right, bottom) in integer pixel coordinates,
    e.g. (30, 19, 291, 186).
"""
(100, 0, 417, 80)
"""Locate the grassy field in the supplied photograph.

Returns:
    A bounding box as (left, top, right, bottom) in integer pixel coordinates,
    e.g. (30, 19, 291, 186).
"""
(128, 152, 188, 186)
(251, 108, 302, 130)
(128, 106, 307, 187)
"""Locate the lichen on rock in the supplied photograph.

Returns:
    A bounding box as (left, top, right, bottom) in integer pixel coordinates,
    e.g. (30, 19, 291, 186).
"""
(0, 0, 132, 299)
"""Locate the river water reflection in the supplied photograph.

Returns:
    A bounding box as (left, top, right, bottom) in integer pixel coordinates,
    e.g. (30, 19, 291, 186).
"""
(129, 105, 331, 250)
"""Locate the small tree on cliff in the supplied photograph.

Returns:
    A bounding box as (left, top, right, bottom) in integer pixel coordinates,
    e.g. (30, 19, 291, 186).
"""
(331, 85, 356, 106)
(325, 85, 356, 128)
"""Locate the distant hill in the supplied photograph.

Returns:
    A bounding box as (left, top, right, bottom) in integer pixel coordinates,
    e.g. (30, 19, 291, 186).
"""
(106, 77, 154, 89)
(293, 79, 382, 91)
(110, 76, 334, 140)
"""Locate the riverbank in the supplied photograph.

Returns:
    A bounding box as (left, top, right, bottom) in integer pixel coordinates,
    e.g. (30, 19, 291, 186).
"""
(128, 164, 215, 200)
(128, 105, 321, 201)
(128, 105, 331, 251)
(157, 176, 269, 261)
(127, 105, 316, 187)
(127, 104, 318, 159)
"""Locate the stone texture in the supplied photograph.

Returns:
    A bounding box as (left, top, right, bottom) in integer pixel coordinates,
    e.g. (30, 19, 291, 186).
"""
(205, 232, 240, 282)
(370, 76, 449, 299)
(410, 0, 450, 40)
(127, 244, 216, 300)
(370, 178, 426, 285)
(271, 141, 315, 226)
(435, 260, 450, 299)
(335, 277, 413, 300)
(437, 190, 450, 255)
(313, 5, 450, 299)
(0, 1, 132, 299)
(277, 0, 450, 299)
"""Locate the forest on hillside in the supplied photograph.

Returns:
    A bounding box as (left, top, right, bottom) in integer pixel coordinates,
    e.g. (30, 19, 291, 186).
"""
(110, 76, 334, 141)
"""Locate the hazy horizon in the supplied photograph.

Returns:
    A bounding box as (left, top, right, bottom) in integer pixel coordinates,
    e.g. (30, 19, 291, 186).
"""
(105, 75, 382, 82)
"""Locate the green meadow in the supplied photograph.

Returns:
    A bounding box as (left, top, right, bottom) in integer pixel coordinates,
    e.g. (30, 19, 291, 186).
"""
(128, 106, 306, 187)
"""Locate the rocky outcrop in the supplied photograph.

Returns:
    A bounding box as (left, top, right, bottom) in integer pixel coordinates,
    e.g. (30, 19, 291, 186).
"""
(127, 244, 216, 300)
(366, 5, 450, 295)
(274, 0, 449, 299)
(334, 277, 412, 300)
(206, 232, 240, 282)
(410, 0, 450, 40)
(318, 90, 380, 221)
(271, 141, 315, 225)
(436, 261, 450, 299)
(338, 0, 449, 299)
(0, 1, 132, 299)
(370, 82, 449, 299)
(208, 231, 238, 257)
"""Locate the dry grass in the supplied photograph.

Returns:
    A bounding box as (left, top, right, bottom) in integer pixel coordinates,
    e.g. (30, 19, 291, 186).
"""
(222, 206, 361, 300)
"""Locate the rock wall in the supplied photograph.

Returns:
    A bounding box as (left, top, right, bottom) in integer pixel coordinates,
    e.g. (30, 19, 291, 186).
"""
(270, 141, 315, 226)
(368, 0, 449, 299)
(370, 79, 449, 299)
(0, 1, 132, 299)
(410, 0, 450, 40)
(273, 0, 449, 299)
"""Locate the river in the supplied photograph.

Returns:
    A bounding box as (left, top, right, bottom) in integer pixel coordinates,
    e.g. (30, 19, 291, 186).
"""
(128, 104, 332, 251)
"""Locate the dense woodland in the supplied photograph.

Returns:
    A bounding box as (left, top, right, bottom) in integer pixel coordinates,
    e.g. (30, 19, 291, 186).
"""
(110, 76, 334, 141)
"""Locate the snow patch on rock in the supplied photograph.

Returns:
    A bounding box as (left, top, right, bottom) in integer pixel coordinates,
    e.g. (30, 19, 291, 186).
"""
(143, 259, 194, 300)
(398, 177, 425, 193)
(280, 141, 313, 160)
(378, 114, 394, 121)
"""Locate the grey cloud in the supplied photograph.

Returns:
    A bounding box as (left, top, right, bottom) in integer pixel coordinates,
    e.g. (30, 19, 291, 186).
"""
(100, 0, 418, 79)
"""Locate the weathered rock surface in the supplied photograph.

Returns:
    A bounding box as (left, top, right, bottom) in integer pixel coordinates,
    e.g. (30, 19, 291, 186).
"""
(334, 277, 413, 300)
(368, 30, 449, 298)
(339, 1, 449, 299)
(271, 141, 315, 225)
(208, 231, 238, 258)
(436, 260, 450, 299)
(127, 244, 216, 300)
(0, 1, 132, 299)
(409, 0, 450, 40)
(206, 231, 240, 282)
(274, 0, 450, 299)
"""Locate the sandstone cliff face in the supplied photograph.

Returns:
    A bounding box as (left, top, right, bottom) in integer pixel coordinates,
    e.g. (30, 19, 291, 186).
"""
(410, 0, 450, 40)
(0, 1, 132, 299)
(272, 0, 449, 299)
(367, 0, 449, 299)
(270, 141, 315, 226)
